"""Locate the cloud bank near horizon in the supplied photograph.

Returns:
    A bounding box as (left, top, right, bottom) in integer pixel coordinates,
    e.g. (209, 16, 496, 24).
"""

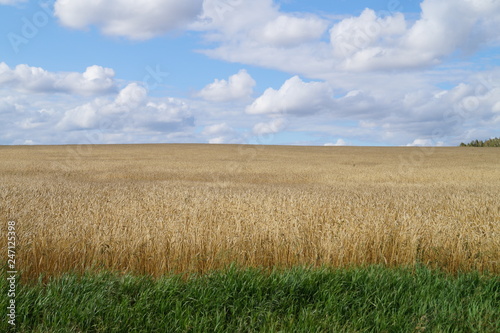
(1, 0, 499, 146)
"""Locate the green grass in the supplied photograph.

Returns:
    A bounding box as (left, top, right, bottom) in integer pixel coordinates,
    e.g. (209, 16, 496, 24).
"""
(1, 265, 499, 332)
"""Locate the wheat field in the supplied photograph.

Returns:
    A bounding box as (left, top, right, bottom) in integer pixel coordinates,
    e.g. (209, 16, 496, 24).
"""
(1, 144, 499, 280)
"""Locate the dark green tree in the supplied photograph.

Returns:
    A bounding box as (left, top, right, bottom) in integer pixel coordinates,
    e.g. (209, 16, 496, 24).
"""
(460, 137, 500, 147)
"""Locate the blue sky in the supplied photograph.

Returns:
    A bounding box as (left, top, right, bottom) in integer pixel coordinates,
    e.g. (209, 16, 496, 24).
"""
(1, 0, 499, 146)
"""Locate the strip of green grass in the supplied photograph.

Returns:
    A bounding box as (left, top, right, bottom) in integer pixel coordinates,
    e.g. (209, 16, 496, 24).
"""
(2, 265, 499, 332)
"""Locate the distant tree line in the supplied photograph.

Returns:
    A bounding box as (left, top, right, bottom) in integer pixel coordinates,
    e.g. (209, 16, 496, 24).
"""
(459, 137, 500, 147)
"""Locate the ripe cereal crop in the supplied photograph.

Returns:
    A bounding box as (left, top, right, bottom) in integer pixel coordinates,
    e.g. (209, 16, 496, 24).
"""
(1, 144, 499, 280)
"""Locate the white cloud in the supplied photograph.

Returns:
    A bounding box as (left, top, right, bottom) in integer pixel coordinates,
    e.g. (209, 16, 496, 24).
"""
(493, 101, 500, 113)
(194, 0, 277, 38)
(252, 118, 285, 135)
(198, 69, 255, 102)
(48, 0, 500, 77)
(0, 93, 65, 144)
(202, 122, 231, 135)
(56, 83, 193, 133)
(256, 14, 328, 47)
(196, 0, 333, 77)
(331, 0, 500, 71)
(406, 139, 444, 147)
(54, 0, 203, 40)
(250, 67, 500, 146)
(334, 90, 379, 117)
(3, 0, 500, 147)
(2, 67, 499, 146)
(198, 0, 500, 75)
(115, 82, 147, 107)
(202, 122, 242, 144)
(330, 9, 407, 59)
(246, 76, 333, 115)
(0, 63, 116, 95)
(324, 139, 347, 146)
(0, 97, 23, 129)
(57, 101, 99, 130)
(195, 0, 327, 48)
(50, 0, 500, 77)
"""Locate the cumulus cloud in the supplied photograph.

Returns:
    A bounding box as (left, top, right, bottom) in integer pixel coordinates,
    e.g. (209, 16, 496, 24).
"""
(198, 0, 500, 75)
(196, 0, 327, 47)
(406, 139, 445, 147)
(54, 0, 203, 40)
(49, 0, 500, 76)
(330, 0, 500, 71)
(115, 82, 147, 107)
(252, 118, 285, 136)
(334, 90, 380, 117)
(335, 0, 500, 71)
(324, 139, 347, 146)
(0, 63, 116, 95)
(51, 0, 500, 76)
(202, 122, 242, 144)
(198, 69, 255, 102)
(196, 0, 333, 76)
(195, 0, 277, 37)
(0, 97, 23, 132)
(246, 76, 333, 115)
(57, 83, 194, 133)
(330, 9, 409, 69)
(330, 9, 407, 57)
(3, 0, 500, 146)
(249, 67, 500, 146)
(0, 93, 66, 144)
(256, 14, 328, 47)
(2, 68, 499, 146)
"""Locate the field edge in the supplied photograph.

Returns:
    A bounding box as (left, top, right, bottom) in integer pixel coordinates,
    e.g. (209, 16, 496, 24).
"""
(2, 264, 499, 332)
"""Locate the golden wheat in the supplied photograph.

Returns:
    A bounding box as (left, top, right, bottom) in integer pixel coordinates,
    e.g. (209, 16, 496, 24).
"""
(1, 144, 499, 280)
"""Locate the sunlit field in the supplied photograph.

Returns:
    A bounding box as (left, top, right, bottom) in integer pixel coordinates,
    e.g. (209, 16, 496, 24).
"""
(1, 144, 499, 331)
(1, 144, 499, 280)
